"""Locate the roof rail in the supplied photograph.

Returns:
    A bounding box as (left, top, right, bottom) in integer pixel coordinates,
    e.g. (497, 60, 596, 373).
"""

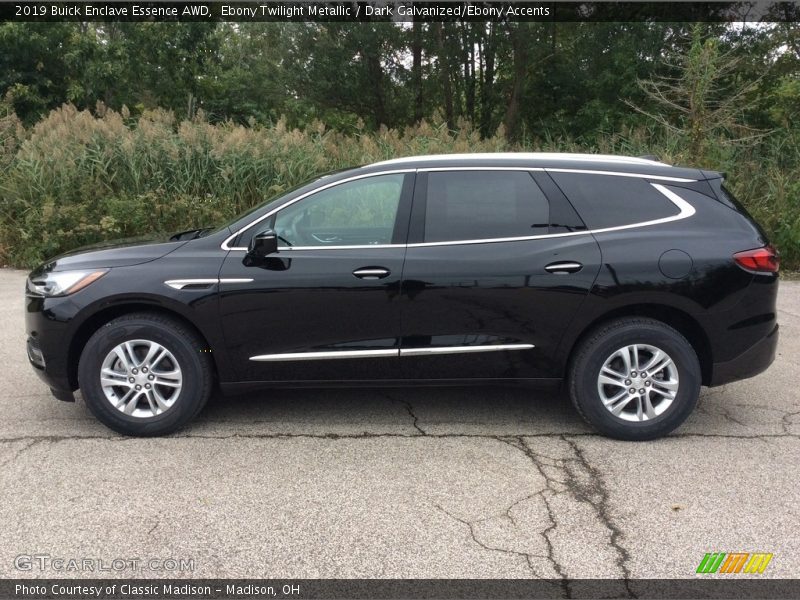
(371, 152, 670, 167)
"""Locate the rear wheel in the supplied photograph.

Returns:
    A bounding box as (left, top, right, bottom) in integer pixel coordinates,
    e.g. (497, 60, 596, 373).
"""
(78, 313, 213, 436)
(568, 317, 701, 440)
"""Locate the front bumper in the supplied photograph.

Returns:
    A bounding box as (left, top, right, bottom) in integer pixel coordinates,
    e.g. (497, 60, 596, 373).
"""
(25, 290, 78, 400)
(27, 335, 76, 401)
(709, 323, 779, 387)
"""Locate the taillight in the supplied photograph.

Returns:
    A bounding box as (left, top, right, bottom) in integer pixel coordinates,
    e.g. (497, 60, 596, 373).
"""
(733, 245, 780, 273)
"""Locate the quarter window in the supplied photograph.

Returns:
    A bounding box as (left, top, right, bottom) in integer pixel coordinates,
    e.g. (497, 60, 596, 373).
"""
(423, 171, 550, 243)
(549, 173, 680, 229)
(272, 174, 404, 246)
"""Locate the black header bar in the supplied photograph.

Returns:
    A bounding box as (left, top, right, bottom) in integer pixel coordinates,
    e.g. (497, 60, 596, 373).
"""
(3, 1, 800, 22)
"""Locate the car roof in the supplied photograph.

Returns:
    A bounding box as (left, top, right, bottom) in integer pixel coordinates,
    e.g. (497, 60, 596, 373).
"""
(362, 152, 707, 180)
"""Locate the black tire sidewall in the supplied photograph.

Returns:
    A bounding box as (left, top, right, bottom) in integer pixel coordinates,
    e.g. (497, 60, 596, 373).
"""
(571, 321, 701, 440)
(78, 317, 208, 436)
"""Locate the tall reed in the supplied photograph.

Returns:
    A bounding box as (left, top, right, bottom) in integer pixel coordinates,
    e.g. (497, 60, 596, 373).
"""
(1, 104, 797, 270)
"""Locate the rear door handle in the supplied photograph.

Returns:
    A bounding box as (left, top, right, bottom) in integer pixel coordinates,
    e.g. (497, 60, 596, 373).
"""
(353, 267, 391, 280)
(544, 261, 583, 274)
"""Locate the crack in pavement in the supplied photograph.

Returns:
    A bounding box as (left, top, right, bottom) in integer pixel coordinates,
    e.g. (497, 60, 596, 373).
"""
(148, 517, 161, 536)
(781, 410, 800, 435)
(1, 431, 798, 446)
(431, 433, 640, 594)
(383, 393, 427, 435)
(0, 401, 797, 589)
(719, 407, 747, 427)
(695, 403, 747, 427)
(698, 386, 730, 399)
(434, 503, 550, 580)
(561, 436, 636, 598)
(725, 401, 800, 413)
(0, 438, 46, 469)
(692, 399, 800, 434)
(777, 307, 800, 320)
(497, 437, 571, 597)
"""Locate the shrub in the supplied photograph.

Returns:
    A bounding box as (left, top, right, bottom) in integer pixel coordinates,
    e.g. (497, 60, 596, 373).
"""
(1, 104, 798, 271)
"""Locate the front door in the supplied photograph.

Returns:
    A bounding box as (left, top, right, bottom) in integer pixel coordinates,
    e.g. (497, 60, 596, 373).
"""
(218, 172, 413, 382)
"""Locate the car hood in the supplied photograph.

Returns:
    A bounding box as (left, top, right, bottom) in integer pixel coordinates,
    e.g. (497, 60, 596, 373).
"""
(38, 235, 188, 272)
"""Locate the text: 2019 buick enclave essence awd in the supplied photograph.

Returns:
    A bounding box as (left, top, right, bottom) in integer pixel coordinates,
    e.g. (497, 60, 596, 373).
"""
(25, 153, 779, 439)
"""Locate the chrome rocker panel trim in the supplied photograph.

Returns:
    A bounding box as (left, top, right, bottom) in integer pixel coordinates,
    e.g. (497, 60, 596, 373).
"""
(249, 344, 535, 362)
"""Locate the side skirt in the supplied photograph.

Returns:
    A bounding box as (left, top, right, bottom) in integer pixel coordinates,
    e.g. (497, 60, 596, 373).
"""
(219, 378, 562, 395)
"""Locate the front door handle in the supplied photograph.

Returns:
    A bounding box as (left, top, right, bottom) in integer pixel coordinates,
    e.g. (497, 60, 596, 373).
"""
(544, 261, 583, 274)
(353, 267, 391, 280)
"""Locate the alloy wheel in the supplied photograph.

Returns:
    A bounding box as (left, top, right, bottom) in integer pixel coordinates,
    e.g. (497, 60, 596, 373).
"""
(596, 343, 679, 422)
(99, 339, 183, 418)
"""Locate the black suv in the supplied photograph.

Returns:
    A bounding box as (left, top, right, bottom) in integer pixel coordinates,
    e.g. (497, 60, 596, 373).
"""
(25, 153, 779, 439)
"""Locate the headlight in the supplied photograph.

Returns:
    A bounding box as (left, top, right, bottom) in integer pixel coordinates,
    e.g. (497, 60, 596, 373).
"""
(26, 269, 108, 297)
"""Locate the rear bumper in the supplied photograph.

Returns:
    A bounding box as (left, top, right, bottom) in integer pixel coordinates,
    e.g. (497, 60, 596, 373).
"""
(709, 323, 778, 386)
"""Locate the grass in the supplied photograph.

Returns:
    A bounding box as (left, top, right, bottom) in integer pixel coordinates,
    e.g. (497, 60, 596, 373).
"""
(1, 104, 798, 270)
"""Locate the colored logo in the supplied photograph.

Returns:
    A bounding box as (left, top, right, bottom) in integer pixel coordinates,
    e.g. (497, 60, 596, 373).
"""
(696, 552, 773, 574)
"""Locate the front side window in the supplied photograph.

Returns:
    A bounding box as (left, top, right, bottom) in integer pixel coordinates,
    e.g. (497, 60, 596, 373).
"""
(423, 171, 550, 243)
(272, 174, 404, 246)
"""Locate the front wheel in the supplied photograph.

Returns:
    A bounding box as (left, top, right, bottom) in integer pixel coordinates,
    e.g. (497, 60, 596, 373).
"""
(78, 313, 213, 436)
(568, 317, 701, 440)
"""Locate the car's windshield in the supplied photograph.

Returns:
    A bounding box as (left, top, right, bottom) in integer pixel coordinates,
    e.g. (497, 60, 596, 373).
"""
(210, 168, 353, 235)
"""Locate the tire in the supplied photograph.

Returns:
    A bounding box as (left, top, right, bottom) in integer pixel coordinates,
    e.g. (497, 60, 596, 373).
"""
(568, 317, 701, 441)
(78, 312, 213, 436)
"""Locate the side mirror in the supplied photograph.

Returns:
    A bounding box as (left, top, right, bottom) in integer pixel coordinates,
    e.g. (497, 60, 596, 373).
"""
(247, 229, 279, 258)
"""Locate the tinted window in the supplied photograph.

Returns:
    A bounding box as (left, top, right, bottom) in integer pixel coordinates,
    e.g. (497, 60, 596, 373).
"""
(549, 173, 680, 229)
(424, 171, 549, 243)
(273, 174, 404, 246)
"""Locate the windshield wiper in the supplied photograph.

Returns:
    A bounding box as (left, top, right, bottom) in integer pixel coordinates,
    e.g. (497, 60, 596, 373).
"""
(169, 228, 212, 242)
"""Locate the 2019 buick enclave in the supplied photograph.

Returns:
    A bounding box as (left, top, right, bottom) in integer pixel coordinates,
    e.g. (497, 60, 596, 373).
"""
(25, 153, 779, 439)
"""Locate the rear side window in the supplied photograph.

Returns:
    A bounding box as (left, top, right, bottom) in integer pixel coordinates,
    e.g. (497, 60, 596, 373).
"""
(549, 173, 679, 229)
(424, 171, 549, 243)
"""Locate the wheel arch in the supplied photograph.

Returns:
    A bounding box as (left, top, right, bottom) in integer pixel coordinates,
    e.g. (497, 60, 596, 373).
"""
(564, 304, 713, 386)
(67, 303, 219, 390)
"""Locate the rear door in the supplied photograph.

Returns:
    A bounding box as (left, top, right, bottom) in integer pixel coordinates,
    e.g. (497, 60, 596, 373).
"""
(398, 168, 602, 380)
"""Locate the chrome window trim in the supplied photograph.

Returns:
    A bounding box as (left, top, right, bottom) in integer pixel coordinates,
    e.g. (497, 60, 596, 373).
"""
(249, 344, 534, 362)
(223, 168, 697, 252)
(221, 169, 414, 251)
(406, 183, 696, 248)
(276, 244, 400, 251)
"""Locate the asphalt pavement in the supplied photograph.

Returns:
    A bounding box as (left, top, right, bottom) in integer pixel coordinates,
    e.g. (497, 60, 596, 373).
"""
(0, 268, 797, 585)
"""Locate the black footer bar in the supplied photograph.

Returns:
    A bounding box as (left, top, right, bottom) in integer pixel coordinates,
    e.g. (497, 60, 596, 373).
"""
(2, 579, 800, 600)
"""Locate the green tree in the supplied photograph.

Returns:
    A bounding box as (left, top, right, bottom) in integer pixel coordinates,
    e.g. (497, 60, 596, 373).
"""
(0, 23, 84, 122)
(630, 24, 768, 163)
